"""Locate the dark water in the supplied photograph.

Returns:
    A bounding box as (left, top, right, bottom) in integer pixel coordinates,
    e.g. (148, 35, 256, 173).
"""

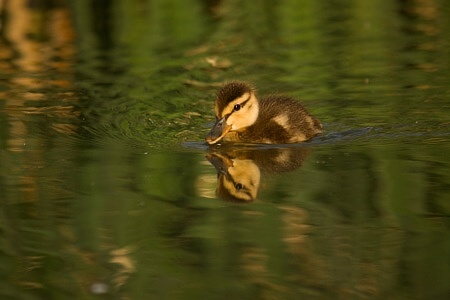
(1, 0, 450, 299)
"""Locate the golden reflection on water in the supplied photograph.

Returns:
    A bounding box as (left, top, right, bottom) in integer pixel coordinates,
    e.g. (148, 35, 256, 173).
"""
(0, 0, 78, 152)
(0, 2, 95, 295)
(400, 0, 442, 74)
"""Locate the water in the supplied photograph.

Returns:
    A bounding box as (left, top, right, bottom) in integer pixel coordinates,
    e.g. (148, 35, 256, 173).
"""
(1, 0, 450, 299)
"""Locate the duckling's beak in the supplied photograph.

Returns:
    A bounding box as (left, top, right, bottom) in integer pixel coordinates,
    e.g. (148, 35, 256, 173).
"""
(206, 117, 232, 144)
(206, 153, 233, 174)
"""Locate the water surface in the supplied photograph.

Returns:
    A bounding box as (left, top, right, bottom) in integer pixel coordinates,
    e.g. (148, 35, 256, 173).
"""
(1, 1, 450, 299)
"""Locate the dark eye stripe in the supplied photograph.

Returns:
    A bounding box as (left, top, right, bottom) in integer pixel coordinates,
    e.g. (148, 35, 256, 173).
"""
(240, 97, 251, 107)
(221, 95, 251, 118)
(226, 174, 248, 192)
(232, 97, 250, 113)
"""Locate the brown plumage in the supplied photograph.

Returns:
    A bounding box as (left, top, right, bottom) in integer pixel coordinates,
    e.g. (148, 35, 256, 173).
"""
(206, 81, 322, 144)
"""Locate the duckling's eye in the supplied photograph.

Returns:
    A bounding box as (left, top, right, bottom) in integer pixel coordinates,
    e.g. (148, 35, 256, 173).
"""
(235, 183, 243, 190)
(233, 104, 241, 111)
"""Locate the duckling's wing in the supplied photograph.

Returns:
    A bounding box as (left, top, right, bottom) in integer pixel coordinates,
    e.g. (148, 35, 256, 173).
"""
(257, 95, 322, 142)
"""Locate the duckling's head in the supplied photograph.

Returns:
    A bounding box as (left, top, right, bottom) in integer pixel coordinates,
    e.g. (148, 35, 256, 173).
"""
(206, 81, 259, 144)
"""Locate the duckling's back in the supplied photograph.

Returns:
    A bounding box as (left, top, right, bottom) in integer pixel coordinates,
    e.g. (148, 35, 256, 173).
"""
(239, 95, 322, 144)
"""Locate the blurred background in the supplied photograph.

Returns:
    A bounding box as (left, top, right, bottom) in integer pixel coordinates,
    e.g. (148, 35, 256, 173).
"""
(0, 0, 449, 299)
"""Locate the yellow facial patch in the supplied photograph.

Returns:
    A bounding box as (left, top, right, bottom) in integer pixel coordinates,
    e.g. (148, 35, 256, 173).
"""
(221, 159, 260, 201)
(220, 92, 250, 117)
(225, 93, 259, 131)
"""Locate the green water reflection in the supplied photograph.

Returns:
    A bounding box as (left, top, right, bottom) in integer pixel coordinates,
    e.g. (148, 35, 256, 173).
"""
(1, 0, 450, 299)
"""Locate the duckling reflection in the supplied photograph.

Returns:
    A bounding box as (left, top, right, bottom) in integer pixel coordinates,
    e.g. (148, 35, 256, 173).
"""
(207, 152, 261, 202)
(206, 146, 309, 202)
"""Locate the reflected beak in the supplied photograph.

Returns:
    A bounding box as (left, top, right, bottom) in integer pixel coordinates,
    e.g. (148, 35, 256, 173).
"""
(206, 153, 228, 175)
(206, 153, 234, 174)
(205, 117, 232, 144)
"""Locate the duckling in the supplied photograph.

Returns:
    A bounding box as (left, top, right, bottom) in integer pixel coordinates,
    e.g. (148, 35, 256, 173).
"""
(206, 81, 322, 145)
